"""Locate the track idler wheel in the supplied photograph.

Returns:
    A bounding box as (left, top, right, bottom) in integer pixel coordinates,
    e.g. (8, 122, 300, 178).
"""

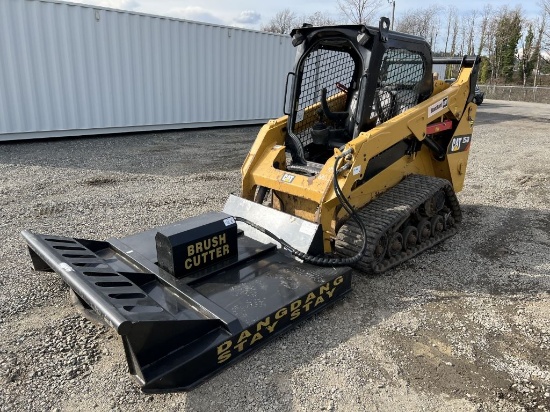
(386, 232, 403, 258)
(401, 226, 418, 250)
(420, 191, 446, 217)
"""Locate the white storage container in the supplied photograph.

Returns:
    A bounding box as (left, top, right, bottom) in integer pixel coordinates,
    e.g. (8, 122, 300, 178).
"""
(0, 0, 296, 141)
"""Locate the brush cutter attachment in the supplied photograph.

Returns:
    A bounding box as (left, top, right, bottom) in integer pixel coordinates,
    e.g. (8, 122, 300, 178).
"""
(22, 200, 351, 392)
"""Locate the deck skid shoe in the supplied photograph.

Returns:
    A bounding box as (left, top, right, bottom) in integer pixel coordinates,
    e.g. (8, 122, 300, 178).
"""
(22, 199, 351, 392)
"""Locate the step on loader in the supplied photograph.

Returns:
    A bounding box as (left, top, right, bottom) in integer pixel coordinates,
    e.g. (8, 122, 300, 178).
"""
(23, 18, 480, 392)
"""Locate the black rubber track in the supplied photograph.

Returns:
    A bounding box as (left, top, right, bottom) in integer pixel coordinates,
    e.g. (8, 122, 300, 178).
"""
(335, 174, 462, 274)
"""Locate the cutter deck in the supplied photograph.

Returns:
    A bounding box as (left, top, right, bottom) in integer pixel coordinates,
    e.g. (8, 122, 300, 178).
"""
(23, 222, 351, 392)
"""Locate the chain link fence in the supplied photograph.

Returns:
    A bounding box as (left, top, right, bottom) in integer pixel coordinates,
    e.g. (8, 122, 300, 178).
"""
(478, 85, 550, 104)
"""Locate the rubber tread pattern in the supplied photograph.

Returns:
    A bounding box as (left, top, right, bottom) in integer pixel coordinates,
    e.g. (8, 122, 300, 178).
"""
(335, 174, 461, 274)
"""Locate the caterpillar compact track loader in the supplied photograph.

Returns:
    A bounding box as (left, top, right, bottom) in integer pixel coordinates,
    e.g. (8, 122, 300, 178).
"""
(23, 18, 480, 392)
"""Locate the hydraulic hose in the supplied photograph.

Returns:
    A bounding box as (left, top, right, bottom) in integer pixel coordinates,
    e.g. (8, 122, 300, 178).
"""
(236, 150, 368, 267)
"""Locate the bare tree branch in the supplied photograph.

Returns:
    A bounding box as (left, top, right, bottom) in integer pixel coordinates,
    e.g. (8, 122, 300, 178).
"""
(443, 6, 458, 54)
(261, 9, 298, 34)
(337, 0, 384, 25)
(395, 5, 442, 48)
(301, 11, 340, 26)
(477, 4, 493, 55)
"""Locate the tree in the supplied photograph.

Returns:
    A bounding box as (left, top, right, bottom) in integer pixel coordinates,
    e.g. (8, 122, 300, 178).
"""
(533, 13, 547, 86)
(446, 12, 460, 78)
(480, 57, 491, 83)
(337, 0, 384, 25)
(494, 7, 522, 83)
(449, 12, 459, 55)
(395, 5, 442, 48)
(262, 9, 340, 33)
(303, 11, 339, 26)
(261, 9, 298, 34)
(443, 6, 458, 55)
(484, 10, 499, 82)
(540, 1, 550, 69)
(477, 5, 493, 55)
(458, 14, 468, 55)
(519, 24, 536, 86)
(466, 10, 478, 55)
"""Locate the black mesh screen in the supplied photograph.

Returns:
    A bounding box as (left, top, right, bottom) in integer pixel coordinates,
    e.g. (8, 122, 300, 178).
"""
(291, 48, 356, 147)
(372, 48, 425, 123)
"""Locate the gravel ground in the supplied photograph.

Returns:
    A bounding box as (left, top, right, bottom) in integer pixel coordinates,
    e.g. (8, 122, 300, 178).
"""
(0, 100, 549, 411)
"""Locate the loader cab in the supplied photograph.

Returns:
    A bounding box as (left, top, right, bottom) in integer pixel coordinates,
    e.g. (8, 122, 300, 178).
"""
(284, 28, 363, 167)
(285, 19, 433, 170)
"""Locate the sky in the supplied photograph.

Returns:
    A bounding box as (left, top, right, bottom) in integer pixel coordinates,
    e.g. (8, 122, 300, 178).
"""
(68, 0, 540, 30)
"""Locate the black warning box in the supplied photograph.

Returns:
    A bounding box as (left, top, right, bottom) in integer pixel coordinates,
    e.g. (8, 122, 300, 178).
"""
(155, 212, 238, 277)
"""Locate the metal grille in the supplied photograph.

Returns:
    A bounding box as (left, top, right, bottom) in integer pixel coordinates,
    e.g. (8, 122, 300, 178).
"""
(372, 48, 425, 123)
(292, 47, 356, 147)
